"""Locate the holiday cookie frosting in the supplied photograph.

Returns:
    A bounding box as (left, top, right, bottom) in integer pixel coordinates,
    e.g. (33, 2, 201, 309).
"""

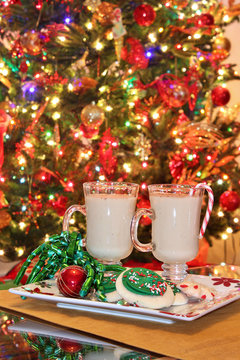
(101, 273, 119, 294)
(122, 268, 168, 296)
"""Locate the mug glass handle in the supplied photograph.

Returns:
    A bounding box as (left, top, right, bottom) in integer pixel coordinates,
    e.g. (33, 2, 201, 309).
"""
(130, 208, 155, 252)
(63, 204, 87, 244)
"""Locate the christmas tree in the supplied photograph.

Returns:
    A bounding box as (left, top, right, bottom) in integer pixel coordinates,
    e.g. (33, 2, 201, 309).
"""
(0, 0, 239, 262)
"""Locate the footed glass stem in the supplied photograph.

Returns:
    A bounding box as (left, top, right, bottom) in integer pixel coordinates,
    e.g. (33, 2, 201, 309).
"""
(162, 263, 188, 283)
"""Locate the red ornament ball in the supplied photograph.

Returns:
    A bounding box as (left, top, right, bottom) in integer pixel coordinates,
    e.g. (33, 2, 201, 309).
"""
(19, 61, 28, 73)
(121, 37, 149, 69)
(57, 265, 87, 298)
(196, 13, 214, 27)
(220, 191, 240, 212)
(134, 4, 156, 26)
(57, 339, 83, 354)
(211, 86, 230, 106)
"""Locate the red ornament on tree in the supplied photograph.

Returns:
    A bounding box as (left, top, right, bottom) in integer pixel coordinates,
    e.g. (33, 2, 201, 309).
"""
(196, 13, 214, 27)
(57, 265, 87, 298)
(19, 61, 28, 73)
(169, 153, 184, 179)
(121, 37, 149, 69)
(134, 4, 156, 27)
(220, 191, 240, 211)
(211, 86, 230, 106)
(79, 123, 99, 138)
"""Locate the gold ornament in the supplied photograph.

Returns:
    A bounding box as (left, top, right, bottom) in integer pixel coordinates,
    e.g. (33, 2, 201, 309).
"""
(134, 134, 151, 161)
(0, 209, 11, 229)
(180, 122, 223, 149)
(21, 31, 42, 56)
(93, 2, 117, 26)
(81, 103, 105, 128)
(114, 37, 123, 62)
(213, 36, 231, 52)
(72, 77, 98, 94)
(167, 0, 188, 9)
(84, 0, 101, 12)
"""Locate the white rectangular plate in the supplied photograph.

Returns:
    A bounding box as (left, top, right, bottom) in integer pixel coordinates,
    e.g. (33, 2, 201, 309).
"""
(9, 274, 240, 322)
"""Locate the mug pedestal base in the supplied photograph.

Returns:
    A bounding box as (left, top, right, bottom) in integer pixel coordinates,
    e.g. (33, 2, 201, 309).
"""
(162, 263, 188, 283)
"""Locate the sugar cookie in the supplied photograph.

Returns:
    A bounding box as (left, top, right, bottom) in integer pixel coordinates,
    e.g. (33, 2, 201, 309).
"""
(177, 280, 215, 301)
(116, 268, 174, 309)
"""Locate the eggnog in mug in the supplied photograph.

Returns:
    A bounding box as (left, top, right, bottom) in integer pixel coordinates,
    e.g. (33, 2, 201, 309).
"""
(63, 182, 139, 264)
(85, 193, 137, 261)
(150, 193, 203, 263)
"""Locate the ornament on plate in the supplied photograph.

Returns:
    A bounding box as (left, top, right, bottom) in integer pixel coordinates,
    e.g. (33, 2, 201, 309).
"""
(121, 37, 149, 69)
(57, 265, 88, 298)
(20, 31, 43, 56)
(81, 103, 104, 129)
(84, 0, 101, 12)
(220, 191, 240, 212)
(56, 339, 83, 354)
(133, 4, 156, 26)
(156, 74, 189, 108)
(179, 122, 223, 149)
(93, 2, 117, 26)
(211, 86, 230, 106)
(195, 13, 214, 27)
(112, 8, 126, 62)
(133, 134, 151, 161)
(166, 0, 188, 9)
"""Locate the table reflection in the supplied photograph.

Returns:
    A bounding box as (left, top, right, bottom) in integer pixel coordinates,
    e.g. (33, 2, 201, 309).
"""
(1, 311, 177, 359)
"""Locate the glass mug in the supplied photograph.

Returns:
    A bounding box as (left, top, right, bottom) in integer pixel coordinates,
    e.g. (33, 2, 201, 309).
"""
(130, 183, 214, 282)
(63, 182, 139, 265)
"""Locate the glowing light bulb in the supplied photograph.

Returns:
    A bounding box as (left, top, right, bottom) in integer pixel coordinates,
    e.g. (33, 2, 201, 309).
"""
(226, 227, 233, 234)
(99, 175, 105, 181)
(86, 21, 93, 30)
(221, 234, 228, 240)
(233, 217, 239, 223)
(52, 112, 60, 120)
(0, 249, 4, 256)
(51, 97, 60, 106)
(95, 41, 103, 51)
(148, 33, 157, 43)
(218, 211, 224, 217)
(161, 45, 168, 52)
(123, 163, 131, 173)
(141, 183, 147, 190)
(19, 222, 26, 230)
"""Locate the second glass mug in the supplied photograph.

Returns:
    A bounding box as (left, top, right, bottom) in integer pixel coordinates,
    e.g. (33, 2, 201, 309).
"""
(62, 181, 139, 265)
(130, 183, 214, 282)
